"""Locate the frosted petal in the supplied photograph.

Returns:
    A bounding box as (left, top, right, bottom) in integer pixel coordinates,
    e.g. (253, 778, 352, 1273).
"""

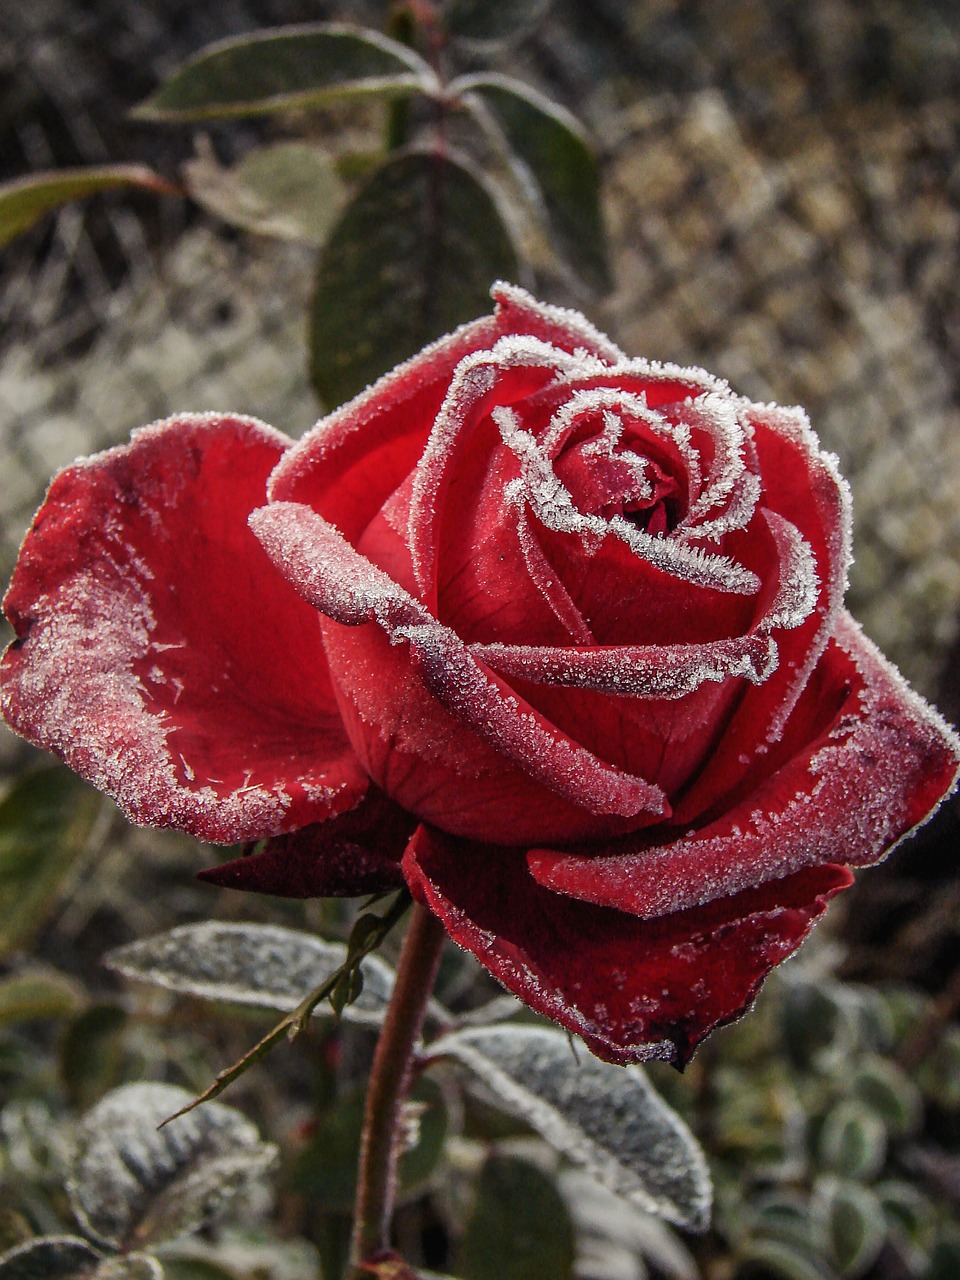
(251, 502, 669, 825)
(528, 611, 960, 918)
(0, 415, 367, 843)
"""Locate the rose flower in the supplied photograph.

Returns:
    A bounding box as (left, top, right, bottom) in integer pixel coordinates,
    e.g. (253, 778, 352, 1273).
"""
(2, 284, 958, 1066)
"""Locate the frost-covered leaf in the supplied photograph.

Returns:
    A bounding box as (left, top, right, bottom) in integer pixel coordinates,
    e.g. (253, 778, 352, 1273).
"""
(309, 147, 519, 408)
(734, 1241, 831, 1280)
(0, 767, 103, 960)
(0, 971, 84, 1027)
(134, 25, 437, 122)
(446, 0, 553, 47)
(68, 1083, 277, 1249)
(0, 167, 176, 250)
(0, 1239, 101, 1280)
(433, 1025, 711, 1231)
(93, 1259, 163, 1280)
(817, 1102, 887, 1180)
(560, 1170, 699, 1280)
(812, 1178, 886, 1279)
(183, 140, 345, 245)
(454, 74, 610, 293)
(457, 1155, 575, 1280)
(105, 921, 395, 1027)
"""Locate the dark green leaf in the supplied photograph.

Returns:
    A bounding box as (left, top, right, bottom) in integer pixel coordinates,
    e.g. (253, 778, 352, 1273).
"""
(287, 1076, 446, 1211)
(851, 1057, 922, 1135)
(817, 1102, 887, 1180)
(310, 148, 519, 407)
(458, 1156, 575, 1280)
(433, 1024, 711, 1231)
(812, 1178, 886, 1279)
(780, 982, 852, 1071)
(134, 24, 436, 122)
(59, 1003, 128, 1111)
(0, 1239, 101, 1280)
(734, 1241, 835, 1280)
(93, 1260, 163, 1280)
(105, 920, 395, 1027)
(0, 168, 176, 251)
(455, 74, 610, 293)
(68, 1083, 277, 1249)
(0, 767, 104, 959)
(0, 971, 84, 1027)
(184, 140, 344, 244)
(446, 0, 553, 46)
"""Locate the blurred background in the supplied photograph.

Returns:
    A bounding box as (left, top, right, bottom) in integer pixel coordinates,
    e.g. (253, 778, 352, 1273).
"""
(1, 3, 959, 1278)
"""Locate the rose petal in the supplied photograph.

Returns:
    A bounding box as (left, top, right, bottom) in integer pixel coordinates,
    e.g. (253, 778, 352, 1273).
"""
(267, 282, 624, 544)
(403, 825, 852, 1066)
(672, 405, 852, 820)
(198, 788, 411, 898)
(527, 611, 960, 918)
(0, 415, 367, 843)
(249, 502, 669, 842)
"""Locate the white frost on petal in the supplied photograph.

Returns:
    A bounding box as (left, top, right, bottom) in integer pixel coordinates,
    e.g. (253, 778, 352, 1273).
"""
(2, 570, 294, 842)
(495, 405, 761, 595)
(472, 634, 780, 698)
(759, 511, 820, 632)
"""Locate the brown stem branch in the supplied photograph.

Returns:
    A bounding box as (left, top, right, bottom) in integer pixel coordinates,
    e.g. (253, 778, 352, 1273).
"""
(350, 901, 446, 1269)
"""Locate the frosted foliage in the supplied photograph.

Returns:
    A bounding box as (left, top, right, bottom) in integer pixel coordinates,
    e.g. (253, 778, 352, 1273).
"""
(93, 1257, 163, 1280)
(68, 1083, 278, 1250)
(105, 921, 395, 1026)
(0, 1238, 102, 1280)
(435, 1025, 711, 1231)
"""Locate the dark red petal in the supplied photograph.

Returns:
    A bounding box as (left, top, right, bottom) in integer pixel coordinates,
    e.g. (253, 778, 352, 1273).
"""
(250, 502, 668, 843)
(0, 415, 367, 843)
(403, 826, 852, 1066)
(527, 611, 960, 918)
(198, 788, 411, 898)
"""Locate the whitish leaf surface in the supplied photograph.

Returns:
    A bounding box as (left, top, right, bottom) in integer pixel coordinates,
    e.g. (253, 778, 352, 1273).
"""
(457, 1155, 575, 1280)
(0, 767, 103, 959)
(105, 921, 395, 1026)
(455, 74, 610, 293)
(68, 1083, 277, 1249)
(310, 148, 519, 407)
(433, 1025, 711, 1231)
(447, 0, 553, 46)
(92, 1259, 163, 1280)
(0, 1239, 101, 1280)
(0, 167, 175, 250)
(134, 24, 437, 122)
(184, 141, 345, 245)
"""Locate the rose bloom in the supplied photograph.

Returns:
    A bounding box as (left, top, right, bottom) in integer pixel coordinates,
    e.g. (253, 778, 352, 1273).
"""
(2, 285, 958, 1065)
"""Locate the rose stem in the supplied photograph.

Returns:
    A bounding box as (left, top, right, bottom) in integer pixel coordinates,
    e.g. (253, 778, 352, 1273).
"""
(349, 900, 447, 1269)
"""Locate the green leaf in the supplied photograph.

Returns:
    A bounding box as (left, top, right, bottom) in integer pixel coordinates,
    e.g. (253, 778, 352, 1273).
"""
(184, 140, 345, 245)
(59, 1003, 128, 1111)
(850, 1057, 922, 1135)
(433, 1024, 711, 1231)
(0, 767, 104, 959)
(106, 920, 395, 1027)
(0, 167, 176, 251)
(812, 1178, 886, 1279)
(734, 1241, 836, 1280)
(0, 1239, 101, 1280)
(68, 1083, 277, 1250)
(134, 24, 437, 122)
(287, 1077, 447, 1211)
(816, 1102, 887, 1181)
(446, 0, 553, 46)
(310, 148, 520, 408)
(0, 971, 84, 1027)
(457, 1156, 575, 1280)
(93, 1260, 163, 1280)
(455, 74, 611, 293)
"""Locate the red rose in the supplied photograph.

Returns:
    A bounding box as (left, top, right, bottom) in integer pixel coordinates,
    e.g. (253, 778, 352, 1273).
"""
(2, 284, 958, 1065)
